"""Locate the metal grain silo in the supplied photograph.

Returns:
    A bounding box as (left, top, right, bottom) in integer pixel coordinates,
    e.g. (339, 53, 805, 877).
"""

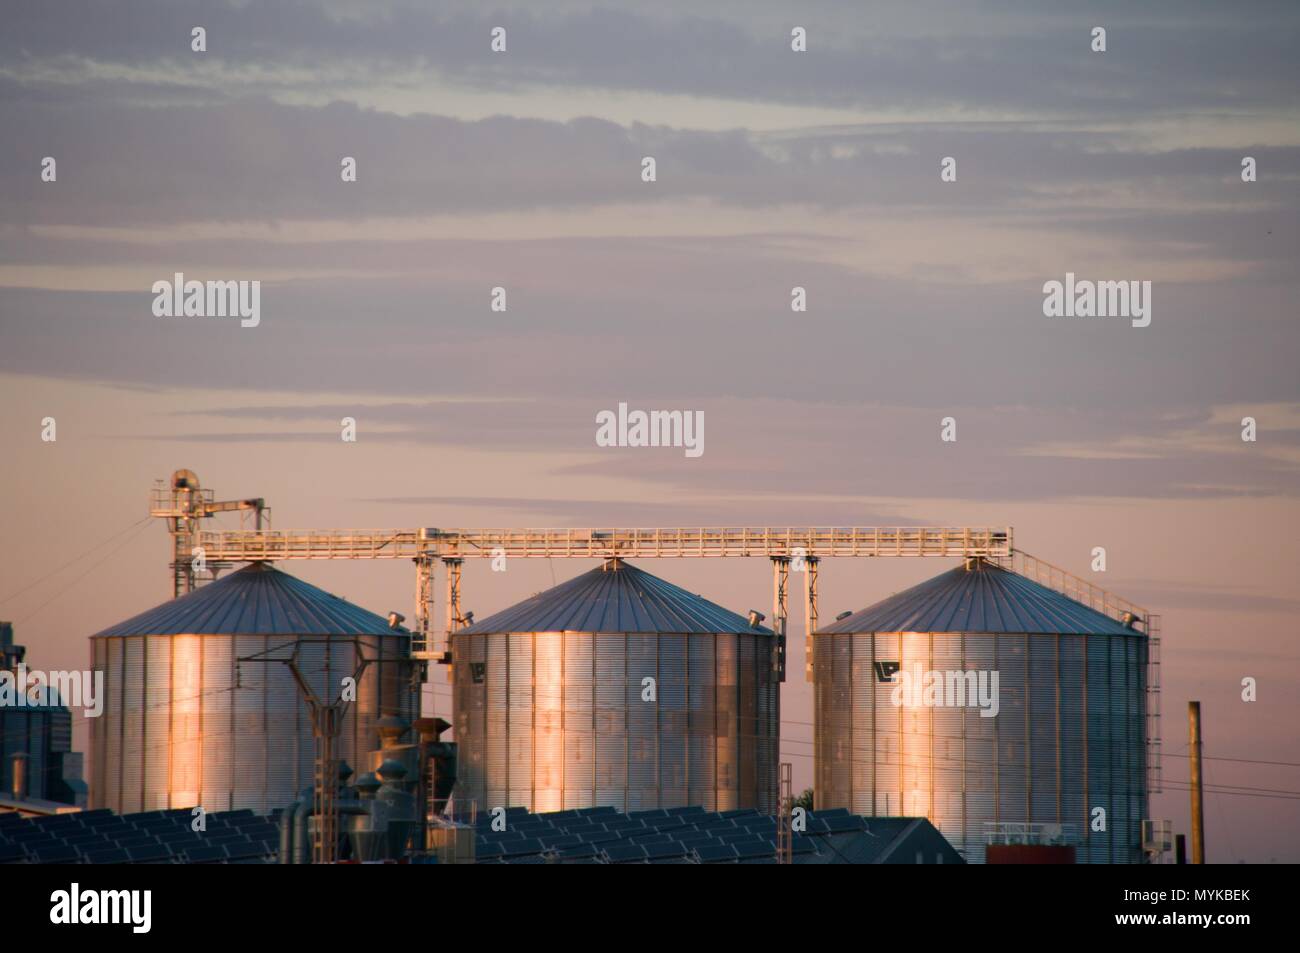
(813, 558, 1148, 863)
(90, 562, 416, 815)
(452, 558, 778, 814)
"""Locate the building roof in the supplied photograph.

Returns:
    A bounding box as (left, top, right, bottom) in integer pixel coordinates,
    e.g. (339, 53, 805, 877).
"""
(469, 806, 964, 865)
(817, 560, 1138, 636)
(92, 562, 404, 638)
(458, 559, 772, 636)
(0, 807, 279, 864)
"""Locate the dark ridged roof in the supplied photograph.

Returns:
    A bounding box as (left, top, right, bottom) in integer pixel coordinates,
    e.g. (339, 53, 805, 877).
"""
(817, 561, 1138, 636)
(93, 562, 404, 637)
(458, 560, 772, 635)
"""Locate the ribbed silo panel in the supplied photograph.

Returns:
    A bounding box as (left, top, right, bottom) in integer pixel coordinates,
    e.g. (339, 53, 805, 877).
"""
(143, 635, 171, 811)
(266, 645, 296, 804)
(563, 632, 594, 808)
(899, 632, 931, 818)
(120, 635, 144, 814)
(1130, 637, 1149, 856)
(818, 633, 849, 809)
(752, 632, 777, 814)
(715, 633, 738, 811)
(293, 639, 328, 800)
(1108, 636, 1131, 864)
(736, 634, 757, 812)
(1085, 637, 1114, 863)
(687, 633, 717, 810)
(871, 633, 901, 815)
(626, 635, 658, 810)
(996, 634, 1028, 826)
(931, 634, 965, 832)
(167, 636, 196, 809)
(531, 633, 562, 813)
(451, 633, 484, 811)
(1029, 635, 1060, 823)
(91, 638, 110, 810)
(808, 634, 825, 807)
(200, 635, 233, 813)
(232, 634, 267, 814)
(1109, 637, 1130, 855)
(1121, 639, 1142, 864)
(594, 633, 627, 809)
(355, 639, 385, 780)
(657, 633, 687, 808)
(347, 637, 374, 781)
(759, 633, 779, 813)
(500, 633, 525, 810)
(848, 633, 873, 806)
(962, 635, 997, 854)
(1059, 635, 1086, 837)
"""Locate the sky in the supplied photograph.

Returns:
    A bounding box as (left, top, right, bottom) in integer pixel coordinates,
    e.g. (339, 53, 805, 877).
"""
(1, 0, 1297, 861)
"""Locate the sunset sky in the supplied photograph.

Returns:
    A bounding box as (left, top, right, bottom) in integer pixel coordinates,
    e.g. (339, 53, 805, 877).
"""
(1, 1, 1297, 860)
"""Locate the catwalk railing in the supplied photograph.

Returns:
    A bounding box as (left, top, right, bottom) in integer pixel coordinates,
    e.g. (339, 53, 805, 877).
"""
(196, 526, 1014, 561)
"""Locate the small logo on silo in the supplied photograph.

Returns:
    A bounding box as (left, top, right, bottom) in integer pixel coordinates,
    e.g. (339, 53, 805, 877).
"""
(874, 661, 901, 683)
(469, 662, 487, 684)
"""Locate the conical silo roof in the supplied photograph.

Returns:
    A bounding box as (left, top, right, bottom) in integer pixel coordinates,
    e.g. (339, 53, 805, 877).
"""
(458, 559, 772, 635)
(92, 562, 404, 637)
(816, 559, 1136, 636)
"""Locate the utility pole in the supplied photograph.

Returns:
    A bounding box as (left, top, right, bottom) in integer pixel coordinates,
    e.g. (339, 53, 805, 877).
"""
(239, 638, 381, 864)
(776, 762, 793, 865)
(1188, 701, 1205, 864)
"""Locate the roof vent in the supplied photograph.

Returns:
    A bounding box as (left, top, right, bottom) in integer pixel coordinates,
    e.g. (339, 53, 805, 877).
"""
(747, 610, 766, 629)
(387, 611, 406, 630)
(835, 610, 853, 621)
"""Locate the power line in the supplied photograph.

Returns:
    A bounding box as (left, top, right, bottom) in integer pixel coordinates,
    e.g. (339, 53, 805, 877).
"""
(14, 519, 156, 626)
(0, 515, 152, 609)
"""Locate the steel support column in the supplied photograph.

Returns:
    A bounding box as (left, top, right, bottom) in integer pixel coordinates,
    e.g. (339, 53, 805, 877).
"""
(771, 557, 789, 682)
(414, 557, 435, 657)
(776, 762, 793, 864)
(804, 556, 819, 683)
(443, 557, 463, 673)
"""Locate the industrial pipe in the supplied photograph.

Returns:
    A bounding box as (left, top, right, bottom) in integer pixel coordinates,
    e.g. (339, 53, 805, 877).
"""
(10, 752, 28, 801)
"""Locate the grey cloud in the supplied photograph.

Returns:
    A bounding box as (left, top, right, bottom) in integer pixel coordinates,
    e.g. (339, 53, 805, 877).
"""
(4, 2, 1298, 118)
(4, 89, 1299, 228)
(3, 238, 1298, 413)
(69, 390, 1300, 503)
(1118, 579, 1300, 615)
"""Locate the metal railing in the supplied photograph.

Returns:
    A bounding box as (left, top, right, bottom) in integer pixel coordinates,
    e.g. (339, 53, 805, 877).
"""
(992, 550, 1149, 631)
(195, 526, 1013, 562)
(984, 822, 1078, 846)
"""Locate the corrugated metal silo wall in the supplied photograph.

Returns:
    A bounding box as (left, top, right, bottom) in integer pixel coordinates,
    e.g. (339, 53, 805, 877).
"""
(453, 631, 778, 814)
(0, 705, 70, 800)
(90, 633, 415, 814)
(814, 631, 1148, 863)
